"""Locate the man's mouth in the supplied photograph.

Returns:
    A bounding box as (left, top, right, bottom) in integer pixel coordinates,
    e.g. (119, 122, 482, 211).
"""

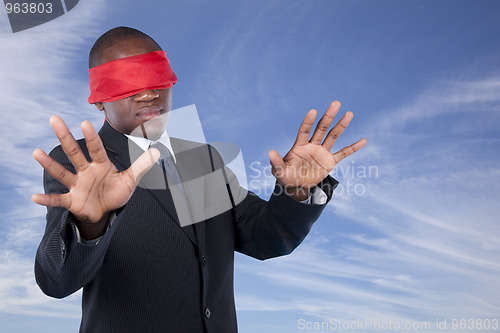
(136, 106, 163, 120)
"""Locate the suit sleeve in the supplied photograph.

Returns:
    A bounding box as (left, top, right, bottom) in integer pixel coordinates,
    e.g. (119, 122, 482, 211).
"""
(212, 146, 338, 260)
(233, 177, 337, 260)
(34, 144, 121, 298)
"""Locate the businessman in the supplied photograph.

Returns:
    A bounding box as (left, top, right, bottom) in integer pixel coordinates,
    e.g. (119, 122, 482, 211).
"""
(33, 27, 366, 332)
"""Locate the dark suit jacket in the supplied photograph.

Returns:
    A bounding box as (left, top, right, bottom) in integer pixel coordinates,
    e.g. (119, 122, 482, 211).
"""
(34, 121, 338, 333)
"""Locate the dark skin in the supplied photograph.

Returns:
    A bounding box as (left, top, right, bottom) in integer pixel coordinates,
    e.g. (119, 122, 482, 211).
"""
(32, 37, 367, 240)
(94, 38, 172, 136)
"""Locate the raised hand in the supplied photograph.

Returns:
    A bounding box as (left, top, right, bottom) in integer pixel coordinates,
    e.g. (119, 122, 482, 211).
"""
(268, 101, 367, 201)
(32, 115, 159, 239)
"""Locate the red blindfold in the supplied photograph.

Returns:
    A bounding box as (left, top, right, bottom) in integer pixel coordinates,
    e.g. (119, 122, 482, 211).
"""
(88, 50, 177, 104)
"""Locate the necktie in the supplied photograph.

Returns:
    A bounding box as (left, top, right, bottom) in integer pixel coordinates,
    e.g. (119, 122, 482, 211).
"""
(149, 142, 192, 227)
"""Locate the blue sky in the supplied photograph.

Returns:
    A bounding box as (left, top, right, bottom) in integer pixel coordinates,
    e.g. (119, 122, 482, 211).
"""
(1, 0, 499, 332)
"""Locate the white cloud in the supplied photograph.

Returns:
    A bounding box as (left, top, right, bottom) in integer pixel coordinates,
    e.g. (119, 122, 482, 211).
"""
(234, 75, 500, 326)
(0, 249, 81, 318)
(378, 77, 500, 131)
(0, 0, 106, 319)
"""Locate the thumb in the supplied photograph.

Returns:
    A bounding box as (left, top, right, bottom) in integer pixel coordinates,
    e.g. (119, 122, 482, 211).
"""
(268, 150, 286, 173)
(129, 148, 160, 184)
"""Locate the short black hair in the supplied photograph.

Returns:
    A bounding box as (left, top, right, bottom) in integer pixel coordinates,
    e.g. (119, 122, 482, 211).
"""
(89, 26, 162, 68)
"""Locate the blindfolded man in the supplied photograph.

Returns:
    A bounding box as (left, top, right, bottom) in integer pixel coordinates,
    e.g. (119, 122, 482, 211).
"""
(33, 26, 366, 332)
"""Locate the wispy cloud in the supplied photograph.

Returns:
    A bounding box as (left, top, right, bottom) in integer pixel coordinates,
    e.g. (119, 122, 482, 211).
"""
(0, 0, 106, 319)
(378, 77, 500, 132)
(235, 75, 500, 325)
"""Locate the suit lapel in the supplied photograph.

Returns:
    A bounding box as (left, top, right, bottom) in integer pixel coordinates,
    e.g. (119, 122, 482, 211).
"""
(98, 121, 198, 245)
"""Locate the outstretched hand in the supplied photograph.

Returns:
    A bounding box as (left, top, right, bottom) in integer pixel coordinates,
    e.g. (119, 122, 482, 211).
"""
(269, 101, 366, 201)
(32, 116, 159, 239)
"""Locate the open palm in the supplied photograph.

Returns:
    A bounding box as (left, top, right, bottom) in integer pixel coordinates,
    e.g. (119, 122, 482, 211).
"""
(269, 101, 366, 200)
(32, 116, 159, 237)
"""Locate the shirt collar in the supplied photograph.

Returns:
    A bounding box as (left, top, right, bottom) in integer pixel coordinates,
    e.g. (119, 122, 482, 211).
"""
(125, 130, 176, 162)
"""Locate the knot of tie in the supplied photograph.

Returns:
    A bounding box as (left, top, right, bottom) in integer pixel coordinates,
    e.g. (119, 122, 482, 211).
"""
(149, 142, 173, 163)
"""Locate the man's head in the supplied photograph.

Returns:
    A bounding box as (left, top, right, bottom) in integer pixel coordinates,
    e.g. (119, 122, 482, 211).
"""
(89, 27, 173, 138)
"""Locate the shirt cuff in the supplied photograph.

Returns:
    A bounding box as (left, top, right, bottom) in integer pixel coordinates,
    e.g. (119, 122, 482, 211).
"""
(299, 186, 328, 205)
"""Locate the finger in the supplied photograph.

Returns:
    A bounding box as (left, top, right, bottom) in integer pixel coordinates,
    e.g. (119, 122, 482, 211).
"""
(123, 148, 160, 188)
(32, 192, 71, 208)
(322, 111, 354, 151)
(310, 101, 341, 145)
(268, 149, 286, 169)
(50, 115, 89, 172)
(81, 121, 108, 164)
(268, 150, 287, 178)
(294, 109, 317, 146)
(333, 138, 367, 164)
(33, 148, 76, 188)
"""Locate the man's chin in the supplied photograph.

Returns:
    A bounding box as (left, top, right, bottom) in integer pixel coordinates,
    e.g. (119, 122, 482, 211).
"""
(130, 112, 170, 140)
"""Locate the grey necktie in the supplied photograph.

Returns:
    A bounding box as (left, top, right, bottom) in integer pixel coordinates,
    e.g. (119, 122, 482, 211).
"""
(149, 142, 192, 226)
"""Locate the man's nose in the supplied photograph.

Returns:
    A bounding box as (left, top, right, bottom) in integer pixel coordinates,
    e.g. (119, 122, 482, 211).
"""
(133, 89, 160, 102)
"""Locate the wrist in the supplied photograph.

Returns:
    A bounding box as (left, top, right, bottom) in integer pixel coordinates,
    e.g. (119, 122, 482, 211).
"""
(75, 212, 110, 240)
(284, 186, 311, 201)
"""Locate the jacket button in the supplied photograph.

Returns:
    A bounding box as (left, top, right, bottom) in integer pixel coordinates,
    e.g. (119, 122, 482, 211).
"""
(204, 307, 211, 319)
(202, 256, 207, 265)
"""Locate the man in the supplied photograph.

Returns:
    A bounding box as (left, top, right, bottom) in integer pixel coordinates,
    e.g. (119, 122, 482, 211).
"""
(33, 27, 366, 332)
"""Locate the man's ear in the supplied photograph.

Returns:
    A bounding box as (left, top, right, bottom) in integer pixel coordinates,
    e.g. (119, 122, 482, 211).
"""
(95, 102, 104, 111)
